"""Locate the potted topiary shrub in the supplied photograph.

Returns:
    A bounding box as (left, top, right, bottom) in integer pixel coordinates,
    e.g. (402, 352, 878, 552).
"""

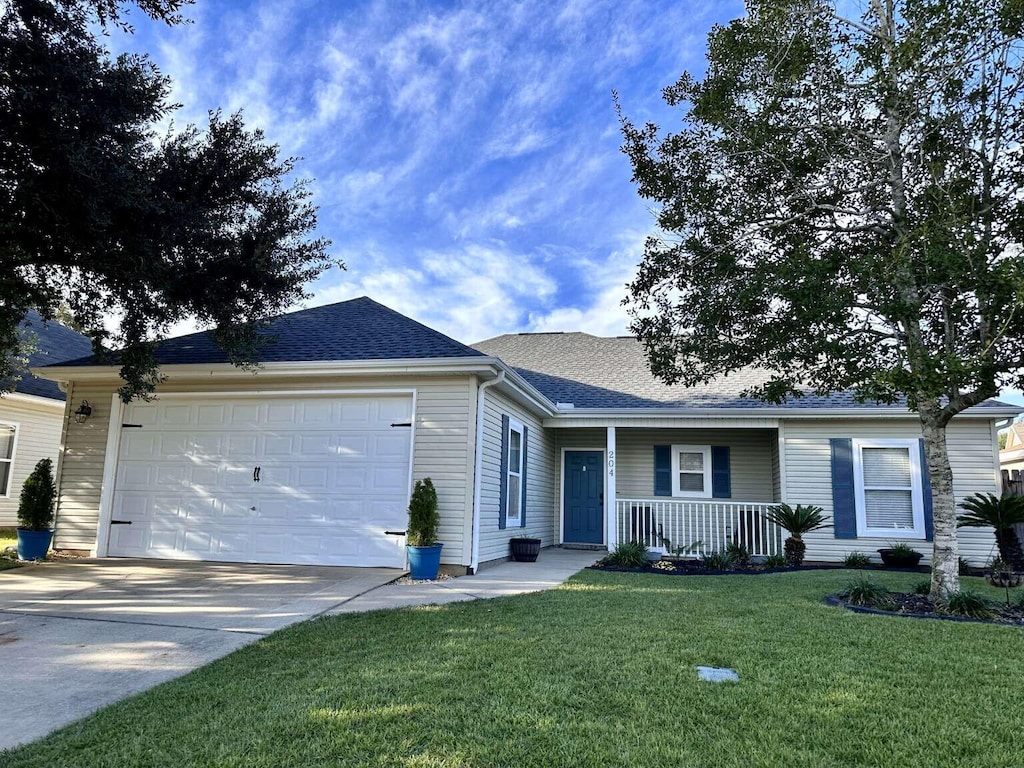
(877, 542, 924, 568)
(406, 477, 442, 580)
(764, 503, 829, 566)
(16, 458, 57, 561)
(509, 536, 541, 562)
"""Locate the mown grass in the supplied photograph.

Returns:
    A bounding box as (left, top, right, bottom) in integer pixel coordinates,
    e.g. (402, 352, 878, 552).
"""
(0, 527, 19, 570)
(2, 569, 1022, 768)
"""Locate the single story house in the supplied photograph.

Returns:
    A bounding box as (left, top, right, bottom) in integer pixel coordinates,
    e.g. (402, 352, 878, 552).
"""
(0, 312, 92, 526)
(35, 297, 1018, 571)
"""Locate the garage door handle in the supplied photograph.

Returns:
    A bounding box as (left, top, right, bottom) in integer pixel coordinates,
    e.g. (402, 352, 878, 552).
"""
(110, 520, 133, 525)
(385, 530, 407, 536)
(253, 466, 261, 483)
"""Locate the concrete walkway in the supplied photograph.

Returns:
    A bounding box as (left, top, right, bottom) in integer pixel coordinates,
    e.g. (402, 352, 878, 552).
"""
(329, 547, 600, 614)
(0, 548, 598, 750)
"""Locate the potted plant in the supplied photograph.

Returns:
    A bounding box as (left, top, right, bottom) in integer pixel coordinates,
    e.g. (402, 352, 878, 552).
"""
(877, 542, 924, 568)
(956, 493, 1024, 570)
(16, 458, 57, 561)
(406, 477, 442, 580)
(509, 536, 541, 562)
(764, 503, 829, 566)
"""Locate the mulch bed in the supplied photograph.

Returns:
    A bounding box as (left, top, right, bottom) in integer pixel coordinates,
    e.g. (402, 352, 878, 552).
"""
(827, 592, 1024, 627)
(588, 559, 929, 577)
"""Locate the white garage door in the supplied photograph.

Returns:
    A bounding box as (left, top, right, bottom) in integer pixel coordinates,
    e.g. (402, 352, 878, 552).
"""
(106, 394, 413, 567)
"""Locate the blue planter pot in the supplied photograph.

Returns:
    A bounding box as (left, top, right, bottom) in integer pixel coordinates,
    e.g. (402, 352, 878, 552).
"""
(407, 543, 443, 580)
(17, 528, 53, 561)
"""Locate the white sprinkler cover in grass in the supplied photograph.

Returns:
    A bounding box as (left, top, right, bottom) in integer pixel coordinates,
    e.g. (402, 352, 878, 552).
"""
(696, 666, 739, 683)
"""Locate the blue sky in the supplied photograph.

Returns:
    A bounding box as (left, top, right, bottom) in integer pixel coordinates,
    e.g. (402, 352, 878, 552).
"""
(110, 0, 739, 343)
(109, 0, 1024, 408)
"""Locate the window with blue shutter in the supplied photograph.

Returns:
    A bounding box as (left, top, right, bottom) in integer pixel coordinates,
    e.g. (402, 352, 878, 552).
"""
(654, 445, 671, 496)
(711, 446, 731, 498)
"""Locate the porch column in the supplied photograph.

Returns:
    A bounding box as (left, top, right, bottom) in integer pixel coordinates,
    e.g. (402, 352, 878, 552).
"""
(606, 426, 617, 549)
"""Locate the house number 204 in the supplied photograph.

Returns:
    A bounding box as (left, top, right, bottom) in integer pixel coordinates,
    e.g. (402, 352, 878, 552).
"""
(607, 450, 615, 476)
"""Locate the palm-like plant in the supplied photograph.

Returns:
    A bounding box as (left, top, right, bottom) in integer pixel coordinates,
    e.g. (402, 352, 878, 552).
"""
(957, 493, 1024, 570)
(765, 503, 829, 567)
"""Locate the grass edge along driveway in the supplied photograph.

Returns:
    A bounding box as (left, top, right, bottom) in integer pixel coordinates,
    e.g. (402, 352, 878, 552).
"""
(2, 569, 1022, 768)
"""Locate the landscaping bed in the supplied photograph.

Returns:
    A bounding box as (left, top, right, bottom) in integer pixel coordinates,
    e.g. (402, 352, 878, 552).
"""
(589, 558, 926, 577)
(828, 590, 1024, 626)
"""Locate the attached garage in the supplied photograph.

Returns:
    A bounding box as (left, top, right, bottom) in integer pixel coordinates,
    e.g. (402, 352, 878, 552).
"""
(103, 392, 414, 567)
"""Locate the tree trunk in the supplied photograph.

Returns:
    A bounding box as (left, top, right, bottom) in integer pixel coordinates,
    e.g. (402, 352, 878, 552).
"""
(919, 406, 960, 599)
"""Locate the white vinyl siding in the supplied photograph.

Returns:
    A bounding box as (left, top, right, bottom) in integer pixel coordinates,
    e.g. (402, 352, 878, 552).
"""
(53, 375, 477, 565)
(0, 399, 64, 525)
(783, 418, 1001, 565)
(477, 387, 555, 566)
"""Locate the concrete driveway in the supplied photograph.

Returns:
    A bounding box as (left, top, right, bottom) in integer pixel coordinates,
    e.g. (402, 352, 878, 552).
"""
(0, 559, 399, 750)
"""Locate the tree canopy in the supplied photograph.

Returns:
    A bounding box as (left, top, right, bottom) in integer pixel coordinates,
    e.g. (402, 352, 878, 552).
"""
(618, 0, 1024, 596)
(1, 0, 333, 399)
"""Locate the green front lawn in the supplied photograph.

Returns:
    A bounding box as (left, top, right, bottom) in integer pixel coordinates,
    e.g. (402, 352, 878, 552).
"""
(2, 570, 1022, 767)
(0, 527, 19, 570)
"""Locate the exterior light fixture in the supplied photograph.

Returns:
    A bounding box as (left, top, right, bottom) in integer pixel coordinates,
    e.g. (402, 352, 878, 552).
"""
(73, 400, 92, 424)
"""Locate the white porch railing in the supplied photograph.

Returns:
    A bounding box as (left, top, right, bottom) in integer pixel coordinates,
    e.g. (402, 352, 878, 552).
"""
(615, 499, 784, 558)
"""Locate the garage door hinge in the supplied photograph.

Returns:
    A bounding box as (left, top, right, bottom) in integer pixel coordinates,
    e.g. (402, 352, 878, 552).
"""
(122, 423, 143, 428)
(390, 422, 412, 427)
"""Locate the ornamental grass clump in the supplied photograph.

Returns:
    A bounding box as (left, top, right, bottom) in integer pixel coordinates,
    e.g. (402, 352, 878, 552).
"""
(700, 550, 735, 571)
(843, 577, 893, 609)
(606, 540, 650, 568)
(765, 503, 829, 566)
(843, 551, 871, 568)
(943, 590, 993, 620)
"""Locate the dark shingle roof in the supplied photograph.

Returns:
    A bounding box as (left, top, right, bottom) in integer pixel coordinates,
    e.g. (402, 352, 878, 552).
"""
(473, 332, 1016, 411)
(12, 311, 93, 400)
(55, 297, 484, 368)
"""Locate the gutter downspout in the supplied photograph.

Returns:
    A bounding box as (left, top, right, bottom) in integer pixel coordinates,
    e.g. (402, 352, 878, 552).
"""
(470, 370, 505, 574)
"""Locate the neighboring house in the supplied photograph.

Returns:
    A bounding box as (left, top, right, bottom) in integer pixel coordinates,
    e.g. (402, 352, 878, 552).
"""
(0, 311, 93, 526)
(998, 422, 1024, 477)
(34, 297, 1018, 570)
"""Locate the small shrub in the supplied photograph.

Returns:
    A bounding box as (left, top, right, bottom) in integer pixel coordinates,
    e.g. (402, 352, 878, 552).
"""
(944, 590, 993, 619)
(17, 458, 56, 531)
(607, 540, 650, 568)
(911, 579, 932, 595)
(406, 478, 439, 546)
(843, 551, 871, 568)
(886, 542, 919, 556)
(1015, 591, 1024, 610)
(763, 553, 787, 569)
(959, 557, 972, 575)
(700, 550, 735, 570)
(844, 577, 893, 609)
(724, 541, 751, 568)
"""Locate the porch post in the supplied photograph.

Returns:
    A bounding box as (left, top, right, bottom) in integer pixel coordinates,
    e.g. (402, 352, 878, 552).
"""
(606, 426, 617, 549)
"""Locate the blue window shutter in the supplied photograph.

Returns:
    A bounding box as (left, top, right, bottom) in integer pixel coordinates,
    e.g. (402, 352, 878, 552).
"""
(654, 445, 671, 496)
(919, 438, 933, 541)
(831, 438, 857, 539)
(520, 425, 528, 528)
(498, 414, 509, 530)
(711, 446, 731, 498)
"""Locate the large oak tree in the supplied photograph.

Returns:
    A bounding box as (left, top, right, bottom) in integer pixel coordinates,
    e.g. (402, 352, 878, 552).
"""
(618, 0, 1024, 597)
(1, 0, 333, 399)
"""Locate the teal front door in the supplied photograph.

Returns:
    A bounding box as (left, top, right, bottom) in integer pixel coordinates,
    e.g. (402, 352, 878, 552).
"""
(563, 451, 604, 544)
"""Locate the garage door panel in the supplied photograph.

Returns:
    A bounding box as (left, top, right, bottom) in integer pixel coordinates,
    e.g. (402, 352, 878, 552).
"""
(109, 394, 413, 567)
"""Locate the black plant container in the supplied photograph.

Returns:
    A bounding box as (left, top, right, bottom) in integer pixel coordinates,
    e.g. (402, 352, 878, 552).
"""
(877, 548, 924, 568)
(510, 537, 542, 562)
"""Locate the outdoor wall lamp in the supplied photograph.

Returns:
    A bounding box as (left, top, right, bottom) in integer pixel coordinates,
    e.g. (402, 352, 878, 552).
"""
(73, 400, 93, 424)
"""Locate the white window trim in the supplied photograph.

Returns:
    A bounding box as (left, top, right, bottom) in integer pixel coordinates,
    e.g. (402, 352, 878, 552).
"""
(0, 421, 18, 499)
(506, 417, 524, 522)
(670, 444, 713, 499)
(852, 438, 925, 539)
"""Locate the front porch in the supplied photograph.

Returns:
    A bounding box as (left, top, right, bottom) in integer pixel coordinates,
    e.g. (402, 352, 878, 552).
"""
(552, 425, 785, 557)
